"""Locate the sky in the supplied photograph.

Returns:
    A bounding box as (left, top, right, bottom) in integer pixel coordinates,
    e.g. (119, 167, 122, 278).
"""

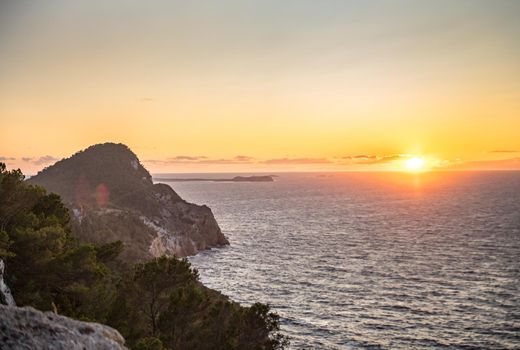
(1, 0, 519, 174)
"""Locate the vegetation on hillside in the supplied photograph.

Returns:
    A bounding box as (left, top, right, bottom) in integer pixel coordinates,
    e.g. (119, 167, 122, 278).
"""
(0, 163, 288, 349)
(26, 143, 182, 213)
(27, 142, 228, 262)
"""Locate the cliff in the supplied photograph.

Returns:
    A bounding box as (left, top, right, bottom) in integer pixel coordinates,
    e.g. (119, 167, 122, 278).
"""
(28, 143, 229, 262)
(0, 305, 127, 350)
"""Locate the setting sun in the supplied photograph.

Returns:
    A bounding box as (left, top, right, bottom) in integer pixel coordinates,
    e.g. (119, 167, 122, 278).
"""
(405, 157, 426, 172)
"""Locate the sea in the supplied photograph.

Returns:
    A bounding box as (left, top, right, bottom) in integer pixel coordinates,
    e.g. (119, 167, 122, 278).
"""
(156, 171, 520, 349)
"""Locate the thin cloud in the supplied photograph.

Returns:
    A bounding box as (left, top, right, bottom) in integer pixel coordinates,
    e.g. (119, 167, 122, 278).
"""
(353, 155, 377, 159)
(262, 158, 331, 165)
(447, 157, 520, 170)
(144, 155, 255, 165)
(356, 155, 403, 164)
(31, 155, 59, 166)
(19, 155, 59, 165)
(167, 155, 208, 161)
(0, 156, 16, 161)
(142, 159, 164, 165)
(337, 155, 378, 161)
(233, 155, 254, 162)
(196, 156, 255, 164)
(490, 150, 518, 153)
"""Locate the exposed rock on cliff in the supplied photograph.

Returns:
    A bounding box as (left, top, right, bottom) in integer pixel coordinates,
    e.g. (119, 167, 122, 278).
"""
(28, 143, 229, 262)
(0, 305, 127, 350)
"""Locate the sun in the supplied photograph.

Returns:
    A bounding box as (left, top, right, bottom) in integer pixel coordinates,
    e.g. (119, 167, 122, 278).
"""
(404, 157, 426, 172)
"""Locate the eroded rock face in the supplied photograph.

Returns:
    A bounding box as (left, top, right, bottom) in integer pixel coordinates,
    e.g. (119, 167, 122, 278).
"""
(0, 305, 127, 350)
(27, 143, 229, 263)
(144, 183, 228, 257)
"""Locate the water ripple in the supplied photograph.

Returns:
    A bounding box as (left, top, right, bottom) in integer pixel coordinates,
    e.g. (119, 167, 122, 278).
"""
(159, 172, 520, 349)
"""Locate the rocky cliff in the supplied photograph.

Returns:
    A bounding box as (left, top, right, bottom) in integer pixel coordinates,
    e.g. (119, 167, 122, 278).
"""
(0, 305, 127, 350)
(28, 143, 229, 262)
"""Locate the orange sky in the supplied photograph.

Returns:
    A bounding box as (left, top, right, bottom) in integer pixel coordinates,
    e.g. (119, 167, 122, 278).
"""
(1, 1, 519, 174)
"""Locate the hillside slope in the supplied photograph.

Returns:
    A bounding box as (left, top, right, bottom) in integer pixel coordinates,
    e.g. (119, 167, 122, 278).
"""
(28, 143, 229, 262)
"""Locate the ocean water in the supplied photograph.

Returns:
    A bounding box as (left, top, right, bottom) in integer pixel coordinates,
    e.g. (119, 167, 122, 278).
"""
(157, 172, 520, 349)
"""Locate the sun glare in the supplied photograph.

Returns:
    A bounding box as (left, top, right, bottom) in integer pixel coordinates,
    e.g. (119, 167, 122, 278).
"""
(404, 157, 426, 172)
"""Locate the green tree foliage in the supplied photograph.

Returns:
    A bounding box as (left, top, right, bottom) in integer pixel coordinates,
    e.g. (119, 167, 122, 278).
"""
(0, 163, 288, 349)
(134, 337, 166, 350)
(113, 257, 288, 349)
(132, 257, 198, 336)
(0, 163, 120, 321)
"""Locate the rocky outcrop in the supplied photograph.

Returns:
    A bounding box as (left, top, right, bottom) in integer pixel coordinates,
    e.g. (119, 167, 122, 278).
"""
(0, 259, 15, 306)
(0, 305, 127, 350)
(28, 143, 229, 262)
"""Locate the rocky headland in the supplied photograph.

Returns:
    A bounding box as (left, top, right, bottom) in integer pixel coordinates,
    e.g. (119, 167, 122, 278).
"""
(28, 143, 229, 262)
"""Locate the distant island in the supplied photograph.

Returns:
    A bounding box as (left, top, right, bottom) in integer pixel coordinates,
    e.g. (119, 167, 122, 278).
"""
(154, 175, 276, 182)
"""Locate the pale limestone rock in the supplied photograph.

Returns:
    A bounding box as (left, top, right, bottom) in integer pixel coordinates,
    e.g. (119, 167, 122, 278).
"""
(0, 305, 127, 350)
(0, 259, 15, 306)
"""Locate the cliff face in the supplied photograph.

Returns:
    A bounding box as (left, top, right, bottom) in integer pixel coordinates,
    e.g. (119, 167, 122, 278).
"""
(0, 305, 127, 350)
(28, 143, 228, 262)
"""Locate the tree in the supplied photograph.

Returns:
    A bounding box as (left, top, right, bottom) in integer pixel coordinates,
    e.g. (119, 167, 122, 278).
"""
(0, 163, 120, 321)
(133, 337, 166, 350)
(133, 256, 198, 336)
(158, 283, 205, 349)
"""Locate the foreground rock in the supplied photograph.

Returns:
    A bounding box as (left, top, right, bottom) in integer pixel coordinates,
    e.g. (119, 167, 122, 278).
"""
(28, 143, 229, 262)
(0, 259, 15, 306)
(0, 305, 127, 350)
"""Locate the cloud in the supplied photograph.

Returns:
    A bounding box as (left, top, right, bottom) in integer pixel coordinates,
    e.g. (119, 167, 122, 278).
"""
(140, 97, 154, 102)
(192, 155, 255, 164)
(353, 155, 377, 159)
(196, 157, 254, 164)
(144, 154, 428, 168)
(447, 157, 520, 170)
(146, 155, 330, 166)
(489, 150, 518, 153)
(144, 155, 255, 165)
(31, 155, 59, 166)
(142, 159, 164, 165)
(355, 154, 404, 164)
(261, 158, 331, 165)
(337, 155, 382, 162)
(0, 156, 16, 161)
(167, 155, 207, 161)
(233, 155, 254, 162)
(22, 157, 33, 162)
